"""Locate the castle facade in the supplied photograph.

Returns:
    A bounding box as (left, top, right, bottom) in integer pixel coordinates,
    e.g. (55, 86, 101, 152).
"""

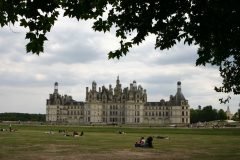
(46, 77, 190, 125)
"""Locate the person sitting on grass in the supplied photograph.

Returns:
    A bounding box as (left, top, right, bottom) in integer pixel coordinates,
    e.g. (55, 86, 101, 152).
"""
(80, 131, 84, 136)
(73, 131, 79, 137)
(9, 124, 12, 132)
(135, 137, 145, 147)
(144, 136, 153, 148)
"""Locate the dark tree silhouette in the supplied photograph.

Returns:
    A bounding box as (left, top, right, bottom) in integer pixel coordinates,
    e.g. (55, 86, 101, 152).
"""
(217, 109, 227, 120)
(190, 106, 227, 123)
(0, 113, 45, 121)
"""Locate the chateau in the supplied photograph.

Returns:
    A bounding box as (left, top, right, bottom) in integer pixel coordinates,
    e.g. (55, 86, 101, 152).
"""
(46, 77, 190, 125)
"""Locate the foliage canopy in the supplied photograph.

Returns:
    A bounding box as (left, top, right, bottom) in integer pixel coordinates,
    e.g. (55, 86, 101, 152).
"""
(1, 0, 240, 99)
(190, 106, 227, 123)
(0, 112, 45, 121)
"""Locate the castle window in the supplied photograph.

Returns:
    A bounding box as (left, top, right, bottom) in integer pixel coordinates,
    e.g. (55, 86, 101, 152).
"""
(186, 112, 188, 116)
(137, 118, 140, 123)
(182, 118, 184, 123)
(166, 112, 168, 116)
(159, 112, 161, 116)
(182, 106, 184, 110)
(182, 111, 184, 116)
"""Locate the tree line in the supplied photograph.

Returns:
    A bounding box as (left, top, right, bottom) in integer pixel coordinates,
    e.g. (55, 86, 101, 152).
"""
(0, 113, 45, 122)
(190, 106, 228, 124)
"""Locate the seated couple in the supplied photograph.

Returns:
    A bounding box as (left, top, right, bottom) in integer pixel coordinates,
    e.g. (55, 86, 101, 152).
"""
(135, 136, 153, 148)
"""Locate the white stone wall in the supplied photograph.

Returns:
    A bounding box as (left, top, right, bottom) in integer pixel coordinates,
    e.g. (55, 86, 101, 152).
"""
(46, 102, 190, 125)
(46, 105, 58, 122)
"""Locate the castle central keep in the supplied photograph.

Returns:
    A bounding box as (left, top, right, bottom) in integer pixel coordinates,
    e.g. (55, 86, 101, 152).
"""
(46, 77, 190, 125)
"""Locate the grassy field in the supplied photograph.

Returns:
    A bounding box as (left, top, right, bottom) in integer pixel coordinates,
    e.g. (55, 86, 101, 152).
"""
(0, 124, 240, 160)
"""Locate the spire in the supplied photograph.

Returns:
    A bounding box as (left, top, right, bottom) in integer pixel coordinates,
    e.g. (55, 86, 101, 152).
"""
(177, 81, 181, 92)
(92, 81, 97, 91)
(114, 76, 122, 95)
(54, 82, 58, 94)
(226, 106, 231, 113)
(116, 75, 120, 85)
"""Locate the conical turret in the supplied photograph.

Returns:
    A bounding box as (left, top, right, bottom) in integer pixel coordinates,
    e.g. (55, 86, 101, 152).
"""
(175, 81, 186, 105)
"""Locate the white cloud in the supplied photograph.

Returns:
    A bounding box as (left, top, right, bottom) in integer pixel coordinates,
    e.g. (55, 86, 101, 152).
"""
(35, 74, 47, 81)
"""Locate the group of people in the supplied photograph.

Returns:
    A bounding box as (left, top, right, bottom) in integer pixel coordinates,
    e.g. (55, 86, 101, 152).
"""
(118, 131, 126, 134)
(0, 128, 7, 132)
(0, 124, 17, 132)
(72, 131, 84, 137)
(44, 129, 84, 137)
(62, 130, 84, 137)
(135, 136, 153, 148)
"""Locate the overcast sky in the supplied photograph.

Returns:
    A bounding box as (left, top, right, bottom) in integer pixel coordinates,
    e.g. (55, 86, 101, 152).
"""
(0, 14, 239, 114)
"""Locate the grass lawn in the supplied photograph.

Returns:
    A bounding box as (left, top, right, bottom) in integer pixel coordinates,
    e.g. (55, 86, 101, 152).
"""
(0, 124, 240, 160)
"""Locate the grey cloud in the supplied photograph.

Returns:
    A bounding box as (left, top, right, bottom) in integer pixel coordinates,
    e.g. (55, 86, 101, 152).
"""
(127, 40, 199, 66)
(0, 21, 105, 65)
(142, 74, 180, 85)
(44, 46, 102, 64)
